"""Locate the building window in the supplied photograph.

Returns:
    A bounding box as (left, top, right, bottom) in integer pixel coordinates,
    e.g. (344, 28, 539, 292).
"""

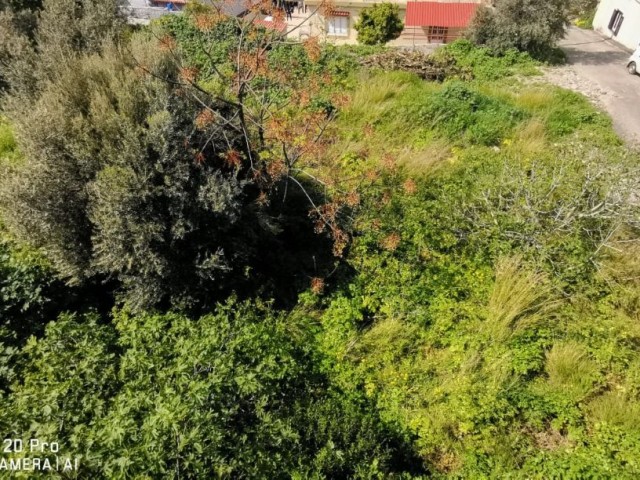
(327, 16, 349, 36)
(427, 26, 448, 43)
(608, 9, 624, 35)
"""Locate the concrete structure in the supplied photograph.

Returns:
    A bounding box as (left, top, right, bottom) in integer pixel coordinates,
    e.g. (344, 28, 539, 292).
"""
(593, 0, 640, 51)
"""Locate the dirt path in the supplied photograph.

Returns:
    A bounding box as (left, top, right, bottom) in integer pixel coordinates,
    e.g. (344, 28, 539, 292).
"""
(543, 27, 640, 146)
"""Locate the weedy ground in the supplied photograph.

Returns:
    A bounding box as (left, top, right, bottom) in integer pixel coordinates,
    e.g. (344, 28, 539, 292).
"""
(311, 41, 640, 477)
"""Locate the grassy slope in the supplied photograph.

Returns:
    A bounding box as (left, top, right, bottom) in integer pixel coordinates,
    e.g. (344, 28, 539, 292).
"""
(312, 43, 640, 478)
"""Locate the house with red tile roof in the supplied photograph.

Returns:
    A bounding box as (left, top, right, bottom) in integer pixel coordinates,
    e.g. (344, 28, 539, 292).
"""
(404, 1, 480, 43)
(300, 0, 488, 45)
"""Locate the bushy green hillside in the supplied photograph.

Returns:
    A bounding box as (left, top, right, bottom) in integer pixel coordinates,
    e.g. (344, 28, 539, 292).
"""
(0, 3, 639, 476)
(312, 44, 640, 477)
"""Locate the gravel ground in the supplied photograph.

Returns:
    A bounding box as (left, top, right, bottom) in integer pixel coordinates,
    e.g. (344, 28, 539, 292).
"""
(542, 27, 640, 147)
(542, 64, 613, 111)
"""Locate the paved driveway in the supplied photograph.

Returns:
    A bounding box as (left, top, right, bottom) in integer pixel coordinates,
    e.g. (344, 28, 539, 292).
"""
(552, 27, 640, 145)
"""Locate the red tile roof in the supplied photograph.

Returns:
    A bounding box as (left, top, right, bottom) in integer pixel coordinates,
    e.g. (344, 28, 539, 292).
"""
(254, 18, 287, 32)
(405, 2, 479, 28)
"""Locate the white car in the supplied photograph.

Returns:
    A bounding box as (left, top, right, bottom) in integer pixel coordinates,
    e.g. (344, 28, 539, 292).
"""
(629, 47, 640, 75)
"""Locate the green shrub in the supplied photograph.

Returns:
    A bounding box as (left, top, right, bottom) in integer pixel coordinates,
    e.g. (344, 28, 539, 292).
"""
(438, 39, 539, 80)
(0, 236, 53, 322)
(1, 302, 424, 478)
(545, 342, 600, 398)
(156, 13, 239, 71)
(354, 2, 404, 46)
(420, 81, 527, 145)
(467, 0, 570, 60)
(0, 231, 76, 394)
(1, 35, 341, 311)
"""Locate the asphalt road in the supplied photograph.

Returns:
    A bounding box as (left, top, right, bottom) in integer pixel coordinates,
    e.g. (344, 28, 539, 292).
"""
(558, 27, 640, 145)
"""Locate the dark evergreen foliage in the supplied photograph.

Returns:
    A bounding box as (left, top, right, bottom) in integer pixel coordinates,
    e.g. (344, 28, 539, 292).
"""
(468, 0, 570, 58)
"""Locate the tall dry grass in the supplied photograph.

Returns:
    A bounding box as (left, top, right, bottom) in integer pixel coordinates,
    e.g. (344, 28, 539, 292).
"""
(486, 256, 556, 341)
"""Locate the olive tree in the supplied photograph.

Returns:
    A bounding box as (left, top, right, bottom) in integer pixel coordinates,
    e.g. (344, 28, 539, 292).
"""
(468, 0, 570, 58)
(0, 3, 349, 310)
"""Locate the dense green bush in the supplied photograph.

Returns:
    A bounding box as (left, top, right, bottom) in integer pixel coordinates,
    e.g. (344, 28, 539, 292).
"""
(0, 237, 53, 325)
(1, 4, 345, 311)
(1, 0, 123, 97)
(0, 238, 52, 393)
(467, 0, 570, 59)
(354, 3, 404, 46)
(420, 81, 526, 145)
(156, 13, 239, 71)
(0, 41, 335, 311)
(1, 302, 424, 478)
(1, 41, 260, 310)
(437, 39, 539, 80)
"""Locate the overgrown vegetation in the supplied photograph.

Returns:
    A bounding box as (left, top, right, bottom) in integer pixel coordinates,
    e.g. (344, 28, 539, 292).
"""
(0, 0, 639, 477)
(570, 0, 597, 29)
(313, 40, 640, 477)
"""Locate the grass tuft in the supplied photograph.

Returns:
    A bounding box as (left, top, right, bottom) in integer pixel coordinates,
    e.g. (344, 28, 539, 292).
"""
(486, 256, 555, 341)
(587, 392, 640, 429)
(545, 342, 599, 398)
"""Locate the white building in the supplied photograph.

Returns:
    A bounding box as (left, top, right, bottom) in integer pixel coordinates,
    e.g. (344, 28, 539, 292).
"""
(593, 0, 640, 50)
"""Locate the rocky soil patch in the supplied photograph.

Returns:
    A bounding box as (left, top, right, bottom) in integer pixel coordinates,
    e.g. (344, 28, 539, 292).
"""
(541, 64, 617, 110)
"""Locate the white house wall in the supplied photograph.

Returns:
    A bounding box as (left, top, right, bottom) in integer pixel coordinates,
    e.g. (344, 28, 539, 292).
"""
(593, 0, 640, 50)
